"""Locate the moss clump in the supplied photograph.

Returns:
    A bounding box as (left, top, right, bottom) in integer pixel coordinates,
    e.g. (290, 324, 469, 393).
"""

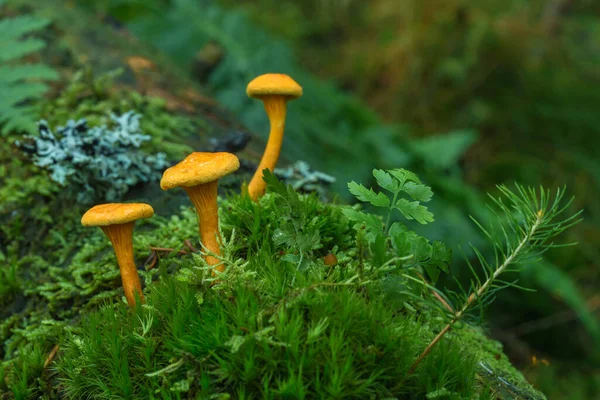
(56, 274, 462, 399)
(0, 171, 547, 398)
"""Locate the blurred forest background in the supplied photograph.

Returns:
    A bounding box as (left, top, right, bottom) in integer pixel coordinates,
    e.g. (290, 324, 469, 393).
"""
(4, 0, 600, 398)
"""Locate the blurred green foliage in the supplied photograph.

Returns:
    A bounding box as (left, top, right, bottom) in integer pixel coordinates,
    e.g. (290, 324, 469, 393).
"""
(77, 0, 436, 194)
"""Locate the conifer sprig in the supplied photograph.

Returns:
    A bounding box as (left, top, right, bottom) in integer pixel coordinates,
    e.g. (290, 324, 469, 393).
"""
(408, 184, 582, 375)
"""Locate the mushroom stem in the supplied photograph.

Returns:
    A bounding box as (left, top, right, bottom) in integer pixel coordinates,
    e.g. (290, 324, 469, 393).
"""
(184, 180, 223, 272)
(247, 96, 287, 200)
(101, 222, 144, 307)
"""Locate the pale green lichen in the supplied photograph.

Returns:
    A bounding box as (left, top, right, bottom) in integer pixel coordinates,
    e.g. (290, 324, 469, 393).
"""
(18, 111, 170, 203)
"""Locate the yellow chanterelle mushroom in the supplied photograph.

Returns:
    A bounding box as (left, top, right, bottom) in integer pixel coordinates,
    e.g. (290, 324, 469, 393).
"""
(245, 73, 302, 200)
(81, 203, 154, 307)
(160, 152, 239, 273)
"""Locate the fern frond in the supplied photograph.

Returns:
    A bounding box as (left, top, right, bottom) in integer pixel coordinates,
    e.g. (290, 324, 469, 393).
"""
(0, 64, 58, 83)
(0, 8, 58, 135)
(0, 106, 37, 132)
(0, 38, 47, 63)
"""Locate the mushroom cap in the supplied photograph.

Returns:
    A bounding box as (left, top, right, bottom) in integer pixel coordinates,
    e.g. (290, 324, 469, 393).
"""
(246, 74, 302, 100)
(81, 203, 154, 227)
(160, 152, 240, 190)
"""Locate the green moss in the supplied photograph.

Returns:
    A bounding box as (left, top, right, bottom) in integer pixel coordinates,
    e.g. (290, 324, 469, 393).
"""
(2, 181, 545, 398)
(0, 343, 47, 400)
(451, 326, 545, 399)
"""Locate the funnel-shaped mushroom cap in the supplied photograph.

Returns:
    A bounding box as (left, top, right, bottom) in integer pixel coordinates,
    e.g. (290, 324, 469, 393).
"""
(81, 203, 154, 226)
(160, 152, 240, 191)
(246, 74, 302, 100)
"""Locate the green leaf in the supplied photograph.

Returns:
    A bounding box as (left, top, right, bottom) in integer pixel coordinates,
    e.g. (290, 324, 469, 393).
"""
(347, 181, 390, 208)
(296, 229, 322, 252)
(423, 241, 451, 283)
(342, 208, 383, 243)
(0, 38, 46, 63)
(403, 182, 433, 202)
(388, 169, 421, 185)
(379, 274, 410, 309)
(281, 253, 300, 263)
(394, 199, 434, 224)
(412, 236, 432, 262)
(389, 222, 448, 283)
(371, 232, 387, 267)
(0, 15, 50, 43)
(389, 223, 418, 258)
(423, 265, 441, 285)
(372, 169, 398, 193)
(388, 222, 406, 236)
(272, 228, 294, 247)
(264, 169, 289, 197)
(0, 64, 59, 84)
(430, 241, 451, 274)
(0, 11, 57, 134)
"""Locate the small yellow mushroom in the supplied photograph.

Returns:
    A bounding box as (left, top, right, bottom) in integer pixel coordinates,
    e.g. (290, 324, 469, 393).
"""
(81, 203, 154, 307)
(160, 152, 239, 273)
(246, 73, 302, 200)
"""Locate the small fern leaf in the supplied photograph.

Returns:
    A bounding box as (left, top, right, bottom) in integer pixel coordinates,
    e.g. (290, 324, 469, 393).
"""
(0, 38, 46, 63)
(0, 64, 58, 84)
(0, 14, 50, 43)
(3, 82, 51, 104)
(0, 107, 37, 133)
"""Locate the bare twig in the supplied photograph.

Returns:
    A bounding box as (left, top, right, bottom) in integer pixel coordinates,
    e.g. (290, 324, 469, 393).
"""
(143, 251, 158, 270)
(149, 246, 188, 255)
(415, 272, 454, 313)
(184, 239, 199, 253)
(44, 344, 60, 369)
